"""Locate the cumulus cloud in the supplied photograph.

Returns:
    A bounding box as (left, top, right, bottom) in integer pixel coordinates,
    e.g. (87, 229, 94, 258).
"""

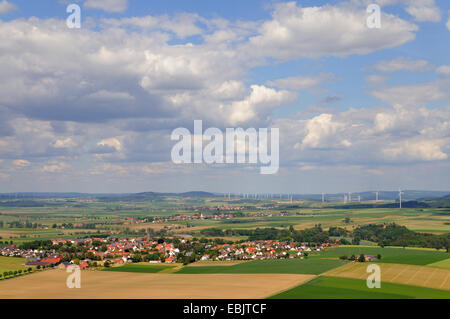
(297, 114, 351, 150)
(84, 0, 128, 13)
(359, 0, 441, 22)
(382, 140, 447, 161)
(404, 0, 441, 22)
(245, 2, 417, 60)
(0, 0, 16, 14)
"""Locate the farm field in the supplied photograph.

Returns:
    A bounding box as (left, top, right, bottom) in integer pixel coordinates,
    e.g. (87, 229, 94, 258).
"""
(102, 263, 179, 273)
(428, 258, 450, 269)
(175, 257, 348, 275)
(324, 262, 450, 291)
(269, 276, 450, 299)
(319, 246, 449, 265)
(0, 269, 315, 299)
(0, 256, 29, 273)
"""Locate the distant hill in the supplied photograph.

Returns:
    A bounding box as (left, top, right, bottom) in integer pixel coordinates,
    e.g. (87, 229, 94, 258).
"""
(427, 194, 450, 208)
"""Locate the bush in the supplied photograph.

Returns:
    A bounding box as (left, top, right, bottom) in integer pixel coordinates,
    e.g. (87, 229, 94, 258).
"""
(377, 254, 382, 260)
(339, 255, 348, 260)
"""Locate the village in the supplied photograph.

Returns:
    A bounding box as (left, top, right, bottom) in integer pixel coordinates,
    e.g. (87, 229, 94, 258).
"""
(0, 235, 337, 270)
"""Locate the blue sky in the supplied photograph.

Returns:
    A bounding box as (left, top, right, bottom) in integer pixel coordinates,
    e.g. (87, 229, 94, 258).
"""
(0, 0, 449, 193)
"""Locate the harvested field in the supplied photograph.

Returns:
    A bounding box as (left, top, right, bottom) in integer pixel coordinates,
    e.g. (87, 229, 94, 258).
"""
(324, 262, 450, 291)
(0, 269, 315, 299)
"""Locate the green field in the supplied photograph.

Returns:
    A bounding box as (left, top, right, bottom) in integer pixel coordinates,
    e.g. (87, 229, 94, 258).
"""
(176, 257, 348, 275)
(102, 263, 178, 273)
(319, 246, 449, 265)
(427, 258, 450, 269)
(269, 276, 450, 299)
(0, 256, 29, 273)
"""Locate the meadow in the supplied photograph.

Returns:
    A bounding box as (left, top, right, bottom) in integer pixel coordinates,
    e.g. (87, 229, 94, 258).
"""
(318, 246, 449, 265)
(269, 276, 450, 299)
(102, 263, 179, 273)
(0, 256, 29, 273)
(175, 257, 348, 275)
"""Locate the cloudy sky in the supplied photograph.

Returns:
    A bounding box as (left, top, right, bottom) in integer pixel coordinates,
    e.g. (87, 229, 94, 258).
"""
(0, 0, 449, 194)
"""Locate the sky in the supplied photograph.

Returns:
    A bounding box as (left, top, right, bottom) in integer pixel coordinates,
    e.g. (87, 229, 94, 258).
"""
(0, 0, 449, 194)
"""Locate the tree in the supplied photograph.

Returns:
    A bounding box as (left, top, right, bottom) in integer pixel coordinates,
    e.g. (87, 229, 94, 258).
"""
(377, 254, 382, 260)
(27, 267, 32, 272)
(358, 254, 366, 262)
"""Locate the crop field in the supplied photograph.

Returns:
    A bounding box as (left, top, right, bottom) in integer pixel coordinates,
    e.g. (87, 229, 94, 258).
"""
(324, 262, 450, 291)
(0, 269, 315, 299)
(176, 257, 348, 275)
(0, 256, 29, 273)
(269, 276, 450, 299)
(428, 258, 450, 269)
(102, 263, 179, 273)
(319, 246, 449, 265)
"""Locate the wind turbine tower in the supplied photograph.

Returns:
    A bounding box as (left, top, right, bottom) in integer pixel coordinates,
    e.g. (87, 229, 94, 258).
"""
(399, 189, 403, 209)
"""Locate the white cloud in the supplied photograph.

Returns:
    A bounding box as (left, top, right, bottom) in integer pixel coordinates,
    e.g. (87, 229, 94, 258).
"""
(447, 11, 450, 30)
(383, 140, 447, 161)
(360, 0, 441, 22)
(437, 65, 450, 76)
(298, 114, 351, 149)
(42, 162, 70, 173)
(97, 137, 122, 152)
(245, 2, 417, 60)
(226, 85, 296, 126)
(84, 0, 128, 13)
(13, 159, 31, 168)
(0, 0, 16, 14)
(52, 137, 76, 149)
(372, 57, 432, 72)
(404, 0, 441, 22)
(267, 73, 335, 92)
(371, 80, 450, 106)
(101, 13, 203, 38)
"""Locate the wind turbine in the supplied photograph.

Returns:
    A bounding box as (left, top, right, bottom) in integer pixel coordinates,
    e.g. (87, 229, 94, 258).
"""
(398, 189, 403, 209)
(374, 191, 379, 202)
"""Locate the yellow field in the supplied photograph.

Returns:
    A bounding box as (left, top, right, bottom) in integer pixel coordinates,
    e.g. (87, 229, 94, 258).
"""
(0, 269, 315, 299)
(324, 262, 450, 291)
